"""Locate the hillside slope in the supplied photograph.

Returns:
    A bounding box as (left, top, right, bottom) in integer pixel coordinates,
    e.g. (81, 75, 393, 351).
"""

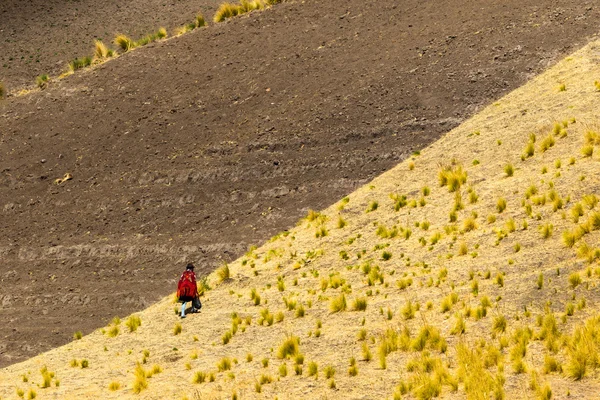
(0, 0, 223, 88)
(2, 0, 600, 368)
(2, 38, 600, 400)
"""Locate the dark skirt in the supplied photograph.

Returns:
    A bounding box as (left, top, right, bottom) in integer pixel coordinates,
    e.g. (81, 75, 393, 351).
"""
(179, 296, 202, 310)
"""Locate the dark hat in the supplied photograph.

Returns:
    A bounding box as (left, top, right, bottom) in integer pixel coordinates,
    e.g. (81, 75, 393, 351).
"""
(186, 263, 195, 270)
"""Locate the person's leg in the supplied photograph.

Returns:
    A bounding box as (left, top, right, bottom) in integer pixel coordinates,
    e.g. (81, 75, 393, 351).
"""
(181, 302, 186, 318)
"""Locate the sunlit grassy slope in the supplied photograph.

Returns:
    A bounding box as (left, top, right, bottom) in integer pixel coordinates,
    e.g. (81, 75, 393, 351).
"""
(4, 41, 600, 400)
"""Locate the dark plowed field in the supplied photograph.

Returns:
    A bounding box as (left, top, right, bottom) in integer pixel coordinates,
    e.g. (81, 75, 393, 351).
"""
(1, 0, 599, 367)
(0, 0, 223, 89)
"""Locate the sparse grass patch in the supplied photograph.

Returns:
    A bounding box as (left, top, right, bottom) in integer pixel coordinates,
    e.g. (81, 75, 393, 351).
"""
(540, 223, 553, 239)
(357, 328, 368, 341)
(308, 361, 318, 378)
(125, 315, 142, 332)
(539, 134, 556, 153)
(279, 363, 288, 377)
(40, 366, 53, 388)
(450, 313, 466, 335)
(115, 35, 134, 52)
(469, 190, 479, 204)
(543, 354, 561, 374)
(523, 140, 535, 158)
(352, 297, 368, 311)
(497, 197, 507, 213)
(93, 40, 113, 60)
(537, 273, 544, 289)
(193, 371, 207, 383)
(132, 363, 148, 394)
(173, 322, 182, 335)
(564, 318, 600, 380)
(366, 200, 379, 212)
(462, 216, 477, 232)
(471, 279, 479, 295)
(330, 293, 347, 313)
(562, 231, 577, 247)
(457, 343, 502, 398)
(441, 292, 458, 313)
(36, 74, 49, 89)
(493, 315, 507, 333)
(213, 0, 274, 22)
(438, 163, 467, 192)
(315, 226, 328, 238)
(348, 357, 358, 376)
(217, 357, 232, 372)
(305, 209, 326, 224)
(213, 3, 240, 22)
(197, 276, 211, 296)
(565, 302, 575, 316)
(217, 263, 231, 282)
(581, 144, 594, 157)
(278, 335, 300, 359)
(259, 373, 273, 385)
(258, 308, 274, 325)
(69, 57, 92, 71)
(569, 272, 581, 288)
(196, 13, 206, 28)
(458, 241, 468, 256)
(222, 330, 233, 344)
(135, 28, 169, 46)
(401, 300, 416, 320)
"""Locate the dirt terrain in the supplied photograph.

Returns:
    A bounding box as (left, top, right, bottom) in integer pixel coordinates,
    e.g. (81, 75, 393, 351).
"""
(0, 0, 599, 368)
(0, 0, 223, 89)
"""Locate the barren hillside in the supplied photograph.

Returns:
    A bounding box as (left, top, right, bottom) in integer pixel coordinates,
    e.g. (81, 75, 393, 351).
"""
(0, 0, 223, 88)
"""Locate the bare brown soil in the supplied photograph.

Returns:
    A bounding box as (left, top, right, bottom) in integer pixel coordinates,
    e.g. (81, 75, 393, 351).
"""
(0, 0, 224, 89)
(0, 0, 599, 368)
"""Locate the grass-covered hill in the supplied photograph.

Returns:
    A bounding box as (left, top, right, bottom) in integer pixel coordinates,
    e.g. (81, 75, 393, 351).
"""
(3, 30, 600, 400)
(6, 0, 600, 369)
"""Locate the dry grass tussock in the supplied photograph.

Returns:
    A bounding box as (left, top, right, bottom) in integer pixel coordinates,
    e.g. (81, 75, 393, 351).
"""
(93, 40, 114, 60)
(213, 0, 282, 23)
(176, 13, 207, 35)
(6, 41, 600, 400)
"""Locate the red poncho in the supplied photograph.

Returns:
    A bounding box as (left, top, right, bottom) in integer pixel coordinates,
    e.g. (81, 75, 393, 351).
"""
(177, 270, 198, 302)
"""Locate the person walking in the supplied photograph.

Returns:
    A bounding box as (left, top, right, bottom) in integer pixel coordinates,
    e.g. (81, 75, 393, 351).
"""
(177, 263, 202, 318)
